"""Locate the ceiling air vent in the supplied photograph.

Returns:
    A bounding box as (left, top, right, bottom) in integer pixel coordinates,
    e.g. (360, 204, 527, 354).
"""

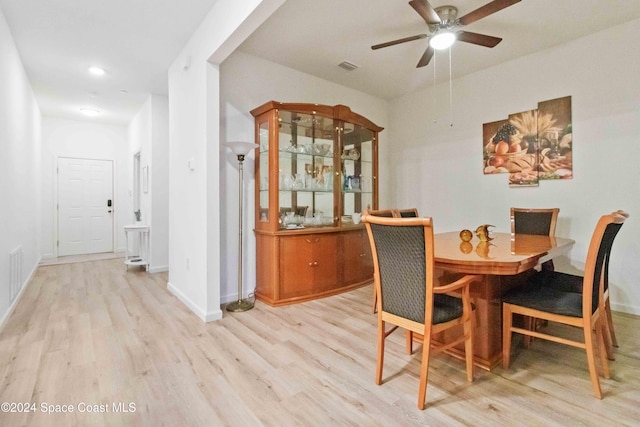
(338, 61, 359, 71)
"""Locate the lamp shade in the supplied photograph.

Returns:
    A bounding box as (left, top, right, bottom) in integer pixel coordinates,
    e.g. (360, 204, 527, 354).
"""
(429, 31, 456, 50)
(226, 141, 258, 156)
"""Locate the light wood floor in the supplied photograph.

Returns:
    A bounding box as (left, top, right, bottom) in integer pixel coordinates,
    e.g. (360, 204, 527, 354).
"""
(0, 258, 638, 426)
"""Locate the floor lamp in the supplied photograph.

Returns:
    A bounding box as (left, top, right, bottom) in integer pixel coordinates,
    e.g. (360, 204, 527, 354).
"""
(226, 141, 259, 312)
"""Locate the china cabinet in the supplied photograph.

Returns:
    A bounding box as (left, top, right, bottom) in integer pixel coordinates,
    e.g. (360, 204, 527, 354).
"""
(250, 101, 383, 306)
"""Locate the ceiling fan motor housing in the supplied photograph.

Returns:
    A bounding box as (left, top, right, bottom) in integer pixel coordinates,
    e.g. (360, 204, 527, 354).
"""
(429, 5, 459, 32)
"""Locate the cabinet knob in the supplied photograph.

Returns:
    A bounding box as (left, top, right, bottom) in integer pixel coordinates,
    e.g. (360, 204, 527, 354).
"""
(308, 261, 319, 267)
(305, 238, 320, 244)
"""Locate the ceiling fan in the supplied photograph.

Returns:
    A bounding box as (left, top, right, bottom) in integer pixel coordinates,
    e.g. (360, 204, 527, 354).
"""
(371, 0, 521, 67)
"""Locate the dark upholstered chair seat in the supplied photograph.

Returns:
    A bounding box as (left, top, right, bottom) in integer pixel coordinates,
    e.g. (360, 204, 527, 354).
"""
(530, 270, 583, 293)
(502, 285, 583, 318)
(433, 294, 463, 324)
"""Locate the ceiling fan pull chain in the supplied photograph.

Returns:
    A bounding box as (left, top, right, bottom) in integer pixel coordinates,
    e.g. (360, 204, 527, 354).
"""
(433, 52, 437, 124)
(449, 47, 454, 127)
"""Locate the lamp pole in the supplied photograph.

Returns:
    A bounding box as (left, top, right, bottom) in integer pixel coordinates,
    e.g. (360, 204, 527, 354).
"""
(226, 141, 258, 312)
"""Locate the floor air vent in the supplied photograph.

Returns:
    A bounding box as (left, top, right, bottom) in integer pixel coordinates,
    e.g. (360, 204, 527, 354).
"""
(9, 246, 23, 302)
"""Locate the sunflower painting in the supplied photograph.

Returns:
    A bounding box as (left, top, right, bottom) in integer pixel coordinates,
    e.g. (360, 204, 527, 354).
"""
(482, 96, 572, 188)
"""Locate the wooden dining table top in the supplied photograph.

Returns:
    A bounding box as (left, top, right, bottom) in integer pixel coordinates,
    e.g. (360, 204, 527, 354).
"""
(434, 232, 575, 275)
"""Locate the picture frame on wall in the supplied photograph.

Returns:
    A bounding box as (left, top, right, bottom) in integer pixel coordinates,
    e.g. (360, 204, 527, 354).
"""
(482, 96, 572, 187)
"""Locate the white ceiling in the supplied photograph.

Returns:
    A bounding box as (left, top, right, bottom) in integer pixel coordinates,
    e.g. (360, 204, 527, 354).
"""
(2, 0, 640, 125)
(239, 0, 640, 100)
(0, 0, 219, 125)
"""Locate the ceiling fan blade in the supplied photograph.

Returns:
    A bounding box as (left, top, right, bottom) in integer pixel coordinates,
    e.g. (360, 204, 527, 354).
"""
(458, 0, 521, 26)
(456, 31, 502, 48)
(416, 46, 434, 67)
(408, 0, 441, 25)
(371, 34, 427, 50)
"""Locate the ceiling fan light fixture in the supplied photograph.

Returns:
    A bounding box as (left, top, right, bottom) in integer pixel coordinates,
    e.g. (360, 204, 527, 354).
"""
(429, 30, 456, 50)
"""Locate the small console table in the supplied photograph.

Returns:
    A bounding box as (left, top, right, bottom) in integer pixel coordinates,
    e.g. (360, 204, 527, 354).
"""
(124, 224, 150, 271)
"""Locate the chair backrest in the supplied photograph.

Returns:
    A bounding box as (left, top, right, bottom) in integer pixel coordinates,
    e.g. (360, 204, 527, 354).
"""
(583, 212, 627, 316)
(366, 208, 419, 218)
(603, 210, 629, 292)
(367, 209, 395, 218)
(362, 215, 434, 323)
(511, 207, 559, 236)
(396, 208, 419, 218)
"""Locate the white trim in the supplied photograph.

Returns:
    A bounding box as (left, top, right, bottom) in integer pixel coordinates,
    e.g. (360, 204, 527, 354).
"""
(148, 265, 169, 274)
(167, 281, 223, 322)
(0, 257, 40, 332)
(611, 302, 640, 317)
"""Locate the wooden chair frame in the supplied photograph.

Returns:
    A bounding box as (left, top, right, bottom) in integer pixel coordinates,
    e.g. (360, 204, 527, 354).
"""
(362, 214, 478, 409)
(503, 212, 626, 399)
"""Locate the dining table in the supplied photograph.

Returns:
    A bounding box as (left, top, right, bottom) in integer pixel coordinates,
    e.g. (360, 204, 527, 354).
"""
(429, 231, 575, 370)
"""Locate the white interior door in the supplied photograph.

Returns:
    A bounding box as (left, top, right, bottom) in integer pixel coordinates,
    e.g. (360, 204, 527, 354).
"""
(58, 157, 114, 256)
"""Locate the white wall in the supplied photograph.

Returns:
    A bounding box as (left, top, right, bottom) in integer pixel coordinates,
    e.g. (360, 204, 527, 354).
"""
(127, 94, 169, 272)
(389, 19, 640, 314)
(219, 51, 389, 302)
(167, 0, 286, 321)
(0, 8, 42, 325)
(41, 117, 129, 257)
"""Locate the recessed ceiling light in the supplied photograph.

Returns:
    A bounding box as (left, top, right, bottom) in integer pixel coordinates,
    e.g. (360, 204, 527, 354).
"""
(88, 66, 105, 76)
(80, 108, 101, 116)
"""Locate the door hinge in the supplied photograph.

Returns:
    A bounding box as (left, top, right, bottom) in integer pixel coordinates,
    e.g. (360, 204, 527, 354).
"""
(57, 241, 59, 247)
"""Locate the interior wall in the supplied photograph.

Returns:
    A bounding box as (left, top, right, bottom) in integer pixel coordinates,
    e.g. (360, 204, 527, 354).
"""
(0, 7, 42, 325)
(219, 51, 389, 302)
(127, 95, 169, 272)
(167, 0, 285, 321)
(41, 117, 129, 257)
(388, 19, 640, 315)
(150, 95, 170, 272)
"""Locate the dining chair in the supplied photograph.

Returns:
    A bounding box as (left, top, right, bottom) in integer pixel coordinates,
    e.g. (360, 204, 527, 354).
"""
(395, 208, 419, 218)
(362, 214, 477, 409)
(368, 208, 420, 314)
(531, 210, 629, 360)
(511, 207, 560, 347)
(366, 209, 395, 217)
(502, 212, 627, 399)
(511, 207, 559, 270)
(510, 207, 559, 236)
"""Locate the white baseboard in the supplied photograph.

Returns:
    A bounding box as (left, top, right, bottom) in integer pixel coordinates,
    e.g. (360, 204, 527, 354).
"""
(0, 257, 39, 332)
(167, 281, 223, 322)
(611, 302, 640, 317)
(220, 288, 257, 305)
(148, 265, 169, 274)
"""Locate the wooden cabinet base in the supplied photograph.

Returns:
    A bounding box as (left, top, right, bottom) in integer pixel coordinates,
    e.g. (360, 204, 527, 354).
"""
(256, 279, 371, 307)
(255, 228, 373, 306)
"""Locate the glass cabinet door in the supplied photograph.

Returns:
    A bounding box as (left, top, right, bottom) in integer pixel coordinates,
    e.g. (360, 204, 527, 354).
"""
(277, 110, 335, 228)
(340, 122, 374, 217)
(258, 121, 269, 223)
